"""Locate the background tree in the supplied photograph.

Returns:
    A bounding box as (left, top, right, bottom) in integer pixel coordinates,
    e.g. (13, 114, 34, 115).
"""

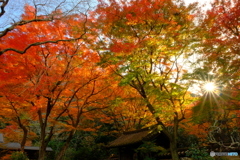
(201, 0, 239, 95)
(190, 0, 240, 149)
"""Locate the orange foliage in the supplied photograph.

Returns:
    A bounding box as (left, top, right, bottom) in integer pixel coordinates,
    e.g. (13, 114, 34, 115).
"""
(0, 4, 118, 152)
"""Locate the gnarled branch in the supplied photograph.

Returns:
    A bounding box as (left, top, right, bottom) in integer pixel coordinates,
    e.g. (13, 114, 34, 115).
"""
(0, 0, 9, 17)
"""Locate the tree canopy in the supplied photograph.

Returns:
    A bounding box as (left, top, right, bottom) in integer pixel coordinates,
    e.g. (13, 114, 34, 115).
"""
(0, 0, 239, 160)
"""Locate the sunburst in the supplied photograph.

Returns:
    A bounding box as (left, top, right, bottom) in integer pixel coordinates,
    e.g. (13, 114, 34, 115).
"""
(203, 81, 217, 93)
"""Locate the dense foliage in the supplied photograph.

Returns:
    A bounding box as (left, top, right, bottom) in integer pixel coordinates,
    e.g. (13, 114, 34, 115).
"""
(0, 0, 239, 159)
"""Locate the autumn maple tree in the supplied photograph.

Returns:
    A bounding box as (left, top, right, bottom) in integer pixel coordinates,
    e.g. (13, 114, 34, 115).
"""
(0, 3, 117, 160)
(92, 0, 200, 159)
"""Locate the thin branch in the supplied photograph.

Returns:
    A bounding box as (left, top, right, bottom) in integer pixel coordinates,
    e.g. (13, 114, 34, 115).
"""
(0, 18, 54, 38)
(0, 1, 90, 56)
(0, 36, 86, 55)
(0, 0, 9, 17)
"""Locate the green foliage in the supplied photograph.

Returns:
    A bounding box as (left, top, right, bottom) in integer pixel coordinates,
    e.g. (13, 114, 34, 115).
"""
(135, 141, 167, 159)
(177, 128, 199, 148)
(136, 141, 166, 153)
(217, 157, 228, 160)
(119, 72, 137, 86)
(47, 130, 114, 160)
(65, 143, 108, 160)
(0, 120, 7, 129)
(10, 151, 29, 160)
(48, 140, 108, 160)
(46, 140, 65, 159)
(186, 144, 214, 160)
(143, 157, 156, 160)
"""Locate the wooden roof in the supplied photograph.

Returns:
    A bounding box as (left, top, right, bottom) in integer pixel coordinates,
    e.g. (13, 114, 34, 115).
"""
(108, 125, 160, 148)
(0, 142, 53, 151)
(0, 133, 52, 151)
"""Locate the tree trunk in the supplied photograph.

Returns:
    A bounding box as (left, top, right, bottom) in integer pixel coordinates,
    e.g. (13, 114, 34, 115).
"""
(55, 130, 75, 160)
(20, 126, 28, 152)
(38, 126, 54, 160)
(170, 116, 180, 160)
(37, 101, 52, 160)
(161, 127, 180, 160)
(38, 142, 46, 160)
(170, 140, 180, 160)
(38, 117, 47, 160)
(136, 86, 181, 160)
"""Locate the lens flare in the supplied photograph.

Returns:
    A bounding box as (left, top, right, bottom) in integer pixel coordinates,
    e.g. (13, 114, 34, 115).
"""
(203, 82, 216, 92)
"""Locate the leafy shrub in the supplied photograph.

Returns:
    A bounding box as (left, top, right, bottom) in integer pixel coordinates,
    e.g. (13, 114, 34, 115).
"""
(144, 157, 156, 160)
(135, 141, 167, 160)
(186, 144, 214, 160)
(10, 151, 28, 160)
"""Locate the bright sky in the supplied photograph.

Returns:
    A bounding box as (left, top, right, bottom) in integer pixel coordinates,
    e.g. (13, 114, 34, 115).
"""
(184, 0, 213, 9)
(185, 0, 211, 4)
(0, 0, 213, 27)
(0, 0, 94, 30)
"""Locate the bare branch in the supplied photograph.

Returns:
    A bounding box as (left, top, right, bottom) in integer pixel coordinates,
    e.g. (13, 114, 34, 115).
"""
(0, 17, 54, 38)
(0, 34, 86, 55)
(0, 0, 9, 17)
(0, 0, 91, 56)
